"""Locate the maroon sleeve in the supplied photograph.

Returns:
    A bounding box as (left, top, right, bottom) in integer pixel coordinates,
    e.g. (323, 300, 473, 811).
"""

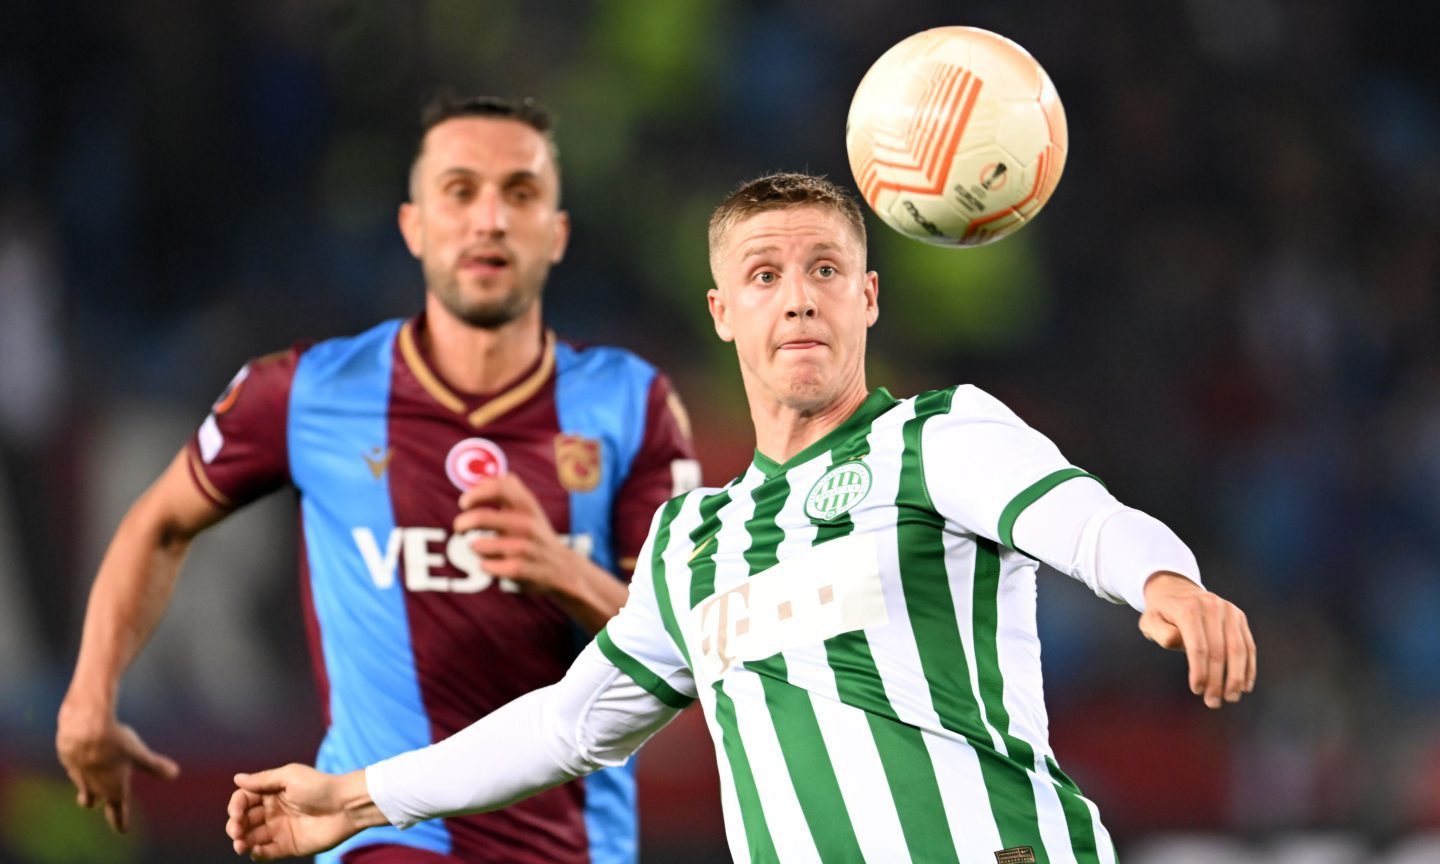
(183, 346, 304, 510)
(612, 372, 700, 575)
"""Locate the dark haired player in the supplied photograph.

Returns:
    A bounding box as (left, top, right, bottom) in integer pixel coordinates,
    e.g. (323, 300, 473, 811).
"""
(57, 95, 698, 864)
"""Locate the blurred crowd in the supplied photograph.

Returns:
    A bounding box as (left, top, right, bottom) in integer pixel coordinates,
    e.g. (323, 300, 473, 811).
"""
(1, 1, 1436, 861)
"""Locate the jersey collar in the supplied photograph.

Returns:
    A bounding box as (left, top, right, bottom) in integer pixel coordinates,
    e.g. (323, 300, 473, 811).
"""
(398, 316, 557, 428)
(752, 387, 897, 477)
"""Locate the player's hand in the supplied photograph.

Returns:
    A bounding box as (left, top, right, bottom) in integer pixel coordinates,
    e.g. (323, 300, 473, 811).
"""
(226, 765, 381, 860)
(1140, 572, 1257, 709)
(454, 473, 583, 597)
(55, 701, 180, 833)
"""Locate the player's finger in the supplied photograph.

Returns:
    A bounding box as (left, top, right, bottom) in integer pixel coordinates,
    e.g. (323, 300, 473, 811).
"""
(457, 478, 513, 510)
(234, 769, 287, 793)
(1168, 602, 1208, 698)
(103, 796, 129, 833)
(129, 741, 181, 780)
(469, 535, 527, 558)
(1200, 598, 1227, 708)
(1224, 608, 1248, 702)
(454, 509, 530, 536)
(1241, 610, 1257, 692)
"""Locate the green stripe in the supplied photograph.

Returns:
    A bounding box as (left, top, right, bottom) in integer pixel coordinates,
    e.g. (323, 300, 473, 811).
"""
(968, 538, 1050, 861)
(758, 661, 865, 861)
(713, 683, 778, 862)
(596, 629, 694, 709)
(648, 497, 691, 666)
(1046, 756, 1102, 864)
(997, 468, 1102, 549)
(899, 391, 1050, 860)
(687, 487, 736, 609)
(741, 468, 865, 860)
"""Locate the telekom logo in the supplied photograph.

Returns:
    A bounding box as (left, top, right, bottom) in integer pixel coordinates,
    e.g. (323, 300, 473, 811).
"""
(445, 438, 508, 491)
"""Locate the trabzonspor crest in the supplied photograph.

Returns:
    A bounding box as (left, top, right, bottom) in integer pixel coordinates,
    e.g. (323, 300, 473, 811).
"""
(446, 438, 508, 490)
(804, 461, 873, 522)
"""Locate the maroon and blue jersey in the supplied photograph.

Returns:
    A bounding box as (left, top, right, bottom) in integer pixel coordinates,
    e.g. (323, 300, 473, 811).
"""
(186, 315, 698, 864)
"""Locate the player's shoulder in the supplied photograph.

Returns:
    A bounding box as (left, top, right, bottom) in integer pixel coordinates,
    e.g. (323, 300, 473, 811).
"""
(897, 383, 1024, 424)
(553, 333, 664, 385)
(288, 318, 405, 380)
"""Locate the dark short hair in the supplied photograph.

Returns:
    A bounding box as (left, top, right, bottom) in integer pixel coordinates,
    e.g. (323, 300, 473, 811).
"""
(708, 172, 867, 271)
(410, 92, 561, 195)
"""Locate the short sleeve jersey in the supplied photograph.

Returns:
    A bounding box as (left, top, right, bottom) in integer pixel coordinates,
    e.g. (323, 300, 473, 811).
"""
(187, 316, 697, 864)
(598, 386, 1117, 864)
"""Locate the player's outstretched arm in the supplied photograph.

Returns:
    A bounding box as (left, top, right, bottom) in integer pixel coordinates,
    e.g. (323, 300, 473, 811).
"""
(56, 448, 228, 832)
(227, 641, 685, 856)
(1140, 572, 1257, 709)
(455, 473, 628, 633)
(227, 766, 384, 860)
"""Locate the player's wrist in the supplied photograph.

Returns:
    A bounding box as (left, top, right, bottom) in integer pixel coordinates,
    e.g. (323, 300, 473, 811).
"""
(337, 770, 388, 831)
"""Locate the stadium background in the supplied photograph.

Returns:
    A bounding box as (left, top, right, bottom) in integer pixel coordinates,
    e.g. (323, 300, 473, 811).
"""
(1, 1, 1437, 861)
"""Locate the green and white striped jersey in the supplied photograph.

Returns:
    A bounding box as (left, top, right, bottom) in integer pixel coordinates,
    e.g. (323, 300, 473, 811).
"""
(598, 386, 1118, 864)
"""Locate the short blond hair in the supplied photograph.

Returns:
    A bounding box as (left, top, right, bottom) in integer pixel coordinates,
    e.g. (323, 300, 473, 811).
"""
(707, 172, 867, 272)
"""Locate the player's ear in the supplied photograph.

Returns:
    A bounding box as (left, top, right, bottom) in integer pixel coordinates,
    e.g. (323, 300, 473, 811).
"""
(398, 202, 423, 258)
(549, 210, 571, 264)
(864, 271, 880, 327)
(708, 288, 734, 342)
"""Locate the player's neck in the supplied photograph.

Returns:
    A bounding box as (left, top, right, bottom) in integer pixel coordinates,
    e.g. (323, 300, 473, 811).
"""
(421, 299, 545, 395)
(749, 378, 870, 466)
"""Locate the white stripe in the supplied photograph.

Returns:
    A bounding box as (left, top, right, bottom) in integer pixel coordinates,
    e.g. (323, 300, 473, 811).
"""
(807, 690, 911, 860)
(919, 726, 1006, 859)
(1086, 797, 1118, 864)
(724, 671, 822, 864)
(995, 550, 1053, 756)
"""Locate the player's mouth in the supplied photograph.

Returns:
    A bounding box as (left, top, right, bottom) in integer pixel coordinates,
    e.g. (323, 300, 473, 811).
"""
(460, 251, 511, 276)
(778, 339, 825, 351)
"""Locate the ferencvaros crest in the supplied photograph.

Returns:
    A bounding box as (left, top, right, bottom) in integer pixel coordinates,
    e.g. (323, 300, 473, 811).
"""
(804, 461, 872, 522)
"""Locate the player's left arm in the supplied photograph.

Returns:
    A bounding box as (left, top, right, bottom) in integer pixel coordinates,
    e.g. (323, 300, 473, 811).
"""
(924, 385, 1255, 709)
(1013, 481, 1256, 709)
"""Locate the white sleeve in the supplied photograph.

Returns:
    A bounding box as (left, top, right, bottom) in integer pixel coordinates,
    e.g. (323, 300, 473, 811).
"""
(922, 385, 1102, 544)
(1011, 476, 1202, 612)
(365, 641, 683, 829)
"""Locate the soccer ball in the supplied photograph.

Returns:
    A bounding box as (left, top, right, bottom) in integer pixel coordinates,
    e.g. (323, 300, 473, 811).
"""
(846, 26, 1067, 247)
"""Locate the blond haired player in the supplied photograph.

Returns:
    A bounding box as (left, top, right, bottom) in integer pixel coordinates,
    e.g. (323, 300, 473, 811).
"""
(225, 173, 1255, 864)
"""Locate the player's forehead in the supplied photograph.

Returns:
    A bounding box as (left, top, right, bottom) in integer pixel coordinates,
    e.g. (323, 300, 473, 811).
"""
(415, 116, 558, 186)
(724, 205, 863, 265)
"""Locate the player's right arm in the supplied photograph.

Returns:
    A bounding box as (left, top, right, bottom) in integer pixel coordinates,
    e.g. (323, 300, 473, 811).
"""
(56, 448, 229, 832)
(58, 349, 298, 834)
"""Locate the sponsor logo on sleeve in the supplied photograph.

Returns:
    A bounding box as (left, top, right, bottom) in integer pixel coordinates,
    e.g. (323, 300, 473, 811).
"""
(671, 459, 702, 497)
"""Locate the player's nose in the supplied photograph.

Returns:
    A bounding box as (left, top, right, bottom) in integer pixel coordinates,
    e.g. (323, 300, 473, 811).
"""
(782, 276, 818, 319)
(470, 187, 507, 235)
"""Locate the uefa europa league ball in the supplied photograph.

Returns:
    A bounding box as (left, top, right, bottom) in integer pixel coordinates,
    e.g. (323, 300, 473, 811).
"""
(847, 26, 1067, 247)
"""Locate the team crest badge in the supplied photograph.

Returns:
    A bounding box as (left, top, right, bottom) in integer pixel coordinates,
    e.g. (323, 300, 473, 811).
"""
(555, 433, 602, 492)
(804, 461, 873, 522)
(445, 437, 508, 490)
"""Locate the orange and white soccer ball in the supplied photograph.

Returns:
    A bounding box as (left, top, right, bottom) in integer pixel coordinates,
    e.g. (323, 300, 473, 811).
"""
(846, 26, 1067, 247)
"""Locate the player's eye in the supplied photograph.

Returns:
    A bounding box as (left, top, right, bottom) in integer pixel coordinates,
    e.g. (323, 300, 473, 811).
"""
(447, 183, 475, 202)
(755, 271, 777, 285)
(507, 185, 538, 204)
(816, 265, 837, 278)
